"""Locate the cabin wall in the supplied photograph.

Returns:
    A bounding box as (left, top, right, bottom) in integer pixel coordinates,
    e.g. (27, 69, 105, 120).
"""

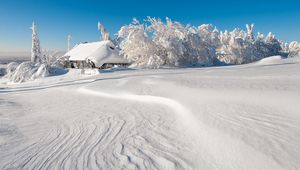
(64, 60, 129, 69)
(64, 60, 93, 69)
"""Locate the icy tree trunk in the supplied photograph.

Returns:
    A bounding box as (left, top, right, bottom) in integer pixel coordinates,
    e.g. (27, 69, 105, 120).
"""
(31, 22, 41, 63)
(98, 21, 110, 41)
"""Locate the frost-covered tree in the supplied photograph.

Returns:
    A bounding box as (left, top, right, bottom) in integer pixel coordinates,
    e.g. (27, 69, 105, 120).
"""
(98, 21, 110, 41)
(118, 17, 219, 67)
(265, 32, 282, 56)
(218, 28, 249, 64)
(30, 22, 41, 63)
(195, 24, 220, 65)
(118, 19, 161, 67)
(117, 17, 289, 67)
(257, 32, 264, 42)
(147, 17, 188, 66)
(246, 24, 255, 42)
(253, 32, 269, 58)
(217, 24, 279, 64)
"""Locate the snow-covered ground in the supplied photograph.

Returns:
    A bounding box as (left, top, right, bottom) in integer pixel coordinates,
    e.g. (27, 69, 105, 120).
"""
(1, 56, 300, 169)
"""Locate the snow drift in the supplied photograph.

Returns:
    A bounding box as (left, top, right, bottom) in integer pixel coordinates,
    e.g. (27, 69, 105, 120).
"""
(254, 56, 283, 66)
(2, 49, 68, 83)
(5, 62, 48, 83)
(1, 57, 300, 169)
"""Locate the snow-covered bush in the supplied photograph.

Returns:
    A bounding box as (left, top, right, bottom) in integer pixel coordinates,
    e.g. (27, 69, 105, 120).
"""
(6, 62, 19, 75)
(32, 63, 49, 79)
(6, 62, 38, 83)
(288, 41, 300, 58)
(5, 50, 66, 83)
(5, 62, 53, 83)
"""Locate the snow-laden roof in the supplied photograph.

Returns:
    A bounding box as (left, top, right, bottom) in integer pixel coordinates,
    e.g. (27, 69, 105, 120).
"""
(64, 40, 129, 67)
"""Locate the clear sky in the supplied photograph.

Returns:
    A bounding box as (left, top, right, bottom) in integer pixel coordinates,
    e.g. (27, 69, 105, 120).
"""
(0, 0, 299, 52)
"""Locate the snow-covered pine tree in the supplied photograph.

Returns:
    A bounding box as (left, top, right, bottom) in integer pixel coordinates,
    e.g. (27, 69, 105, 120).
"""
(30, 22, 41, 63)
(98, 21, 110, 41)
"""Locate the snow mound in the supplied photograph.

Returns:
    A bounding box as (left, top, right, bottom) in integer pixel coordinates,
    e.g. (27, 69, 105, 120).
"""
(32, 64, 49, 79)
(66, 68, 100, 76)
(5, 62, 51, 83)
(6, 62, 38, 83)
(80, 69, 101, 75)
(254, 56, 283, 66)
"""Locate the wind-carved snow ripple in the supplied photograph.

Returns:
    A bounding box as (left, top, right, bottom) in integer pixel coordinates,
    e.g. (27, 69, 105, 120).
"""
(2, 89, 193, 169)
(77, 87, 194, 169)
(205, 103, 300, 169)
(3, 117, 128, 169)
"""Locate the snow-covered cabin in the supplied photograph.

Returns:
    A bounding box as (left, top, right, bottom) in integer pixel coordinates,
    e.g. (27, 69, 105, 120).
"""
(63, 40, 129, 69)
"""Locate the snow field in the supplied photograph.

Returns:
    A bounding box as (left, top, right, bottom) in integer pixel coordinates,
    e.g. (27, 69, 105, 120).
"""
(1, 57, 300, 169)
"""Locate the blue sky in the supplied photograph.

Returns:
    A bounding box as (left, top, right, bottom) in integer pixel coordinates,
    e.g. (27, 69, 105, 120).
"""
(0, 0, 299, 52)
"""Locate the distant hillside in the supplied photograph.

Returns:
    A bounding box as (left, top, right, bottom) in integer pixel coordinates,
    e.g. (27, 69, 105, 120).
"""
(0, 51, 30, 57)
(0, 51, 30, 64)
(0, 50, 66, 64)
